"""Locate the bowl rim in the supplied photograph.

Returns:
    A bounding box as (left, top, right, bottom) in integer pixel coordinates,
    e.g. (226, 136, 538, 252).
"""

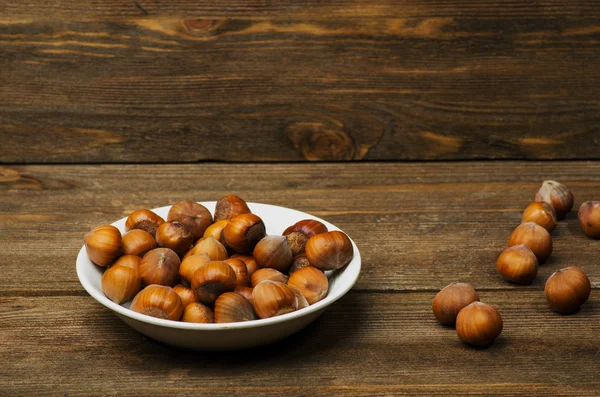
(76, 202, 361, 331)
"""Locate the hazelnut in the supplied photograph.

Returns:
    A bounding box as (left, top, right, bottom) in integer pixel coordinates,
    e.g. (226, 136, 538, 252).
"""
(125, 209, 165, 237)
(578, 201, 600, 239)
(156, 220, 194, 255)
(305, 231, 353, 271)
(84, 225, 122, 267)
(534, 180, 573, 220)
(496, 245, 538, 285)
(283, 219, 328, 256)
(522, 202, 557, 232)
(545, 267, 591, 314)
(167, 201, 213, 241)
(130, 285, 183, 321)
(508, 222, 552, 264)
(432, 283, 480, 325)
(214, 195, 251, 221)
(139, 248, 181, 287)
(456, 302, 503, 347)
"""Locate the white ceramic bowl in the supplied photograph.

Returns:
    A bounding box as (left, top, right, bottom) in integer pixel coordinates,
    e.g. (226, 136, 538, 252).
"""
(76, 202, 361, 350)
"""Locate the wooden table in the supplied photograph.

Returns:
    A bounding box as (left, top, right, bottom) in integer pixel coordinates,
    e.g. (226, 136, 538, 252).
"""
(2, 162, 599, 396)
(2, 0, 600, 395)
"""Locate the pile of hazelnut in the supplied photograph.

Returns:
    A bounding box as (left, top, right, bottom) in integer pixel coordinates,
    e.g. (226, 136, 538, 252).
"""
(83, 195, 354, 323)
(433, 181, 598, 347)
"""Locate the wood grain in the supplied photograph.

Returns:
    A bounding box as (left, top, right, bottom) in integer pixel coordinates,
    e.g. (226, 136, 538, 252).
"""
(1, 162, 600, 295)
(2, 12, 600, 161)
(1, 0, 598, 20)
(1, 292, 598, 396)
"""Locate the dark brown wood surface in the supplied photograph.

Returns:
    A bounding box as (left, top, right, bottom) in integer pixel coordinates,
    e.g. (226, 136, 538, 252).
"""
(2, 1, 600, 162)
(1, 162, 599, 396)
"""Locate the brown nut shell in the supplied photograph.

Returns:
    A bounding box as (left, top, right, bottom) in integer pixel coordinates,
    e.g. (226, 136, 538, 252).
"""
(113, 255, 141, 270)
(182, 302, 214, 323)
(289, 286, 309, 310)
(130, 285, 183, 321)
(432, 283, 480, 325)
(173, 284, 197, 307)
(224, 258, 250, 287)
(534, 180, 573, 220)
(156, 220, 194, 255)
(522, 202, 557, 233)
(190, 261, 237, 305)
(188, 236, 228, 261)
(251, 268, 289, 287)
(496, 245, 539, 285)
(139, 248, 181, 287)
(179, 253, 211, 284)
(305, 231, 354, 271)
(545, 267, 591, 314)
(456, 302, 503, 347)
(253, 235, 293, 273)
(288, 253, 313, 275)
(508, 222, 552, 264)
(222, 213, 266, 254)
(230, 254, 260, 276)
(252, 280, 298, 319)
(214, 195, 251, 221)
(101, 264, 141, 304)
(125, 209, 165, 237)
(578, 201, 600, 239)
(214, 292, 257, 323)
(288, 266, 329, 305)
(203, 220, 229, 241)
(122, 229, 157, 257)
(283, 219, 328, 256)
(168, 201, 213, 242)
(233, 286, 254, 305)
(84, 225, 123, 267)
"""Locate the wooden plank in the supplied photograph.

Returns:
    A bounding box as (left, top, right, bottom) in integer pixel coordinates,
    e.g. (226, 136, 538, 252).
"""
(1, 292, 598, 396)
(1, 0, 598, 20)
(2, 15, 600, 162)
(1, 162, 600, 294)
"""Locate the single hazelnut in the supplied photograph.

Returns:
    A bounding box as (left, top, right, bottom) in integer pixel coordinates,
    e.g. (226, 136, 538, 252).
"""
(578, 201, 600, 239)
(305, 231, 353, 271)
(182, 302, 214, 323)
(253, 235, 293, 273)
(214, 195, 251, 221)
(432, 283, 480, 325)
(139, 248, 181, 287)
(496, 245, 538, 285)
(214, 292, 256, 323)
(545, 267, 591, 314)
(84, 225, 122, 267)
(508, 222, 552, 264)
(221, 213, 266, 254)
(190, 261, 237, 305)
(130, 285, 183, 321)
(156, 220, 194, 255)
(122, 229, 157, 257)
(456, 302, 503, 347)
(167, 201, 213, 241)
(534, 180, 573, 220)
(125, 209, 165, 237)
(522, 202, 557, 232)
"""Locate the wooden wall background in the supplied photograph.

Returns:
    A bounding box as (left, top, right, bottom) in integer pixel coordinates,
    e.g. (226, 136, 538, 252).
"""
(2, 0, 600, 163)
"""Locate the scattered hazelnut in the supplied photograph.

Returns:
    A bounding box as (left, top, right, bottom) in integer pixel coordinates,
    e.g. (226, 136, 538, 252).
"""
(432, 283, 479, 326)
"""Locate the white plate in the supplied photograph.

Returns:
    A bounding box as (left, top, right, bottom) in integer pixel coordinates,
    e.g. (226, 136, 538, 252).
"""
(76, 202, 361, 350)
